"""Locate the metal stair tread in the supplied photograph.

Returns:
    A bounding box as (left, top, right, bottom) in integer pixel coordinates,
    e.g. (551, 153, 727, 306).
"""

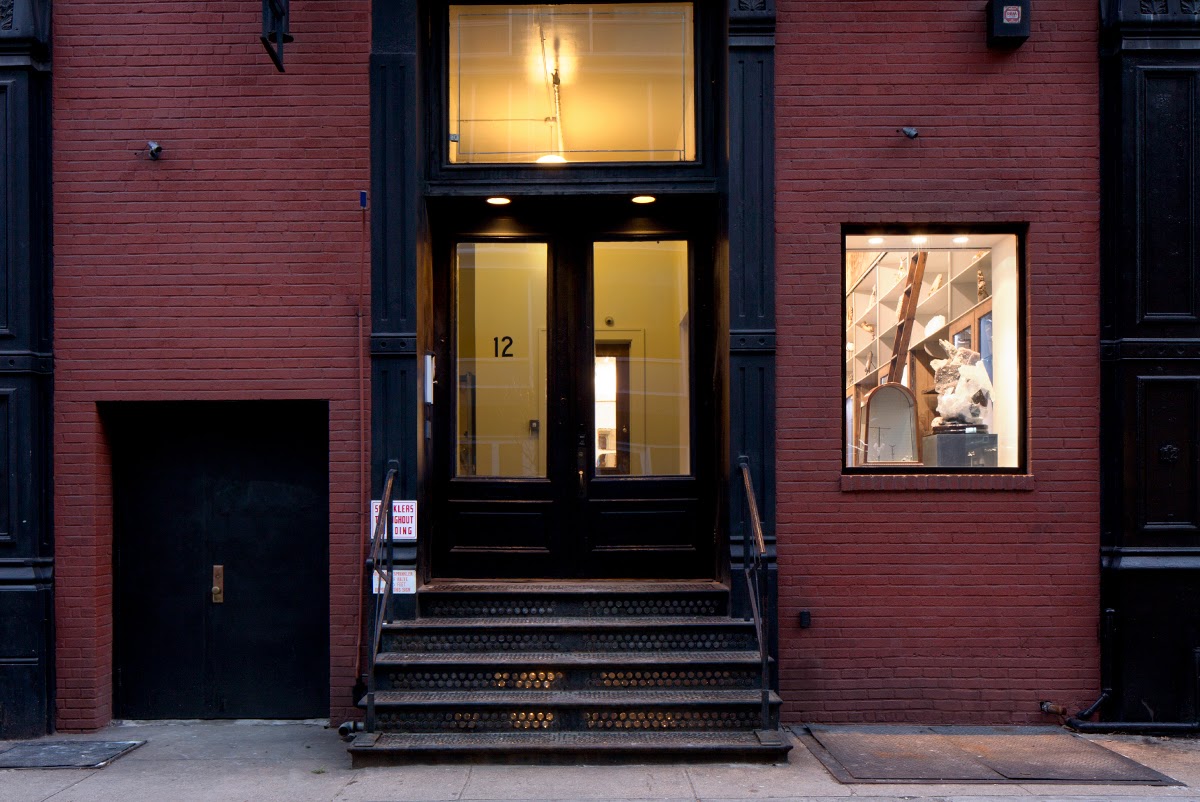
(366, 689, 783, 705)
(348, 730, 793, 764)
(419, 580, 726, 594)
(385, 615, 751, 629)
(374, 649, 764, 665)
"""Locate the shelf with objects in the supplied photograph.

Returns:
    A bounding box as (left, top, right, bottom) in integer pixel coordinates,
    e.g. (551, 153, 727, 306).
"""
(844, 233, 1021, 470)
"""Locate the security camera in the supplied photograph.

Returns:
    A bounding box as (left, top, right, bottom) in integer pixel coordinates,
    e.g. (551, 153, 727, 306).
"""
(147, 141, 163, 160)
(900, 127, 919, 140)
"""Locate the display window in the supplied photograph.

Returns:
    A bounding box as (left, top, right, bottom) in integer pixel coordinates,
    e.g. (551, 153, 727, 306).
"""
(447, 3, 696, 164)
(843, 231, 1023, 471)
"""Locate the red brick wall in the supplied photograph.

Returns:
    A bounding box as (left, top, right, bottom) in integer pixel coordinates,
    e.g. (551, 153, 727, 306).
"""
(774, 2, 1102, 722)
(53, 1, 370, 729)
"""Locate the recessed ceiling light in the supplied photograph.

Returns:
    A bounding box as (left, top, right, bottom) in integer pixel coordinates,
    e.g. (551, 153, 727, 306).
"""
(952, 236, 969, 244)
(911, 235, 928, 245)
(486, 197, 511, 206)
(631, 195, 656, 204)
(867, 237, 885, 246)
(536, 154, 567, 164)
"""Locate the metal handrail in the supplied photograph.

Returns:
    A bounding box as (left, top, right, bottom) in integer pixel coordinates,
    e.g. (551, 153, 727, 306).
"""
(364, 466, 398, 732)
(738, 458, 772, 731)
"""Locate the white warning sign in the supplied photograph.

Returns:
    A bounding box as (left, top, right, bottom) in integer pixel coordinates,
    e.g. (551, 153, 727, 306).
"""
(370, 500, 417, 543)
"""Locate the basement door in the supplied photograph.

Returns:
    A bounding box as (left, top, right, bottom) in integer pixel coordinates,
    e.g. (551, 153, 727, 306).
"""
(431, 210, 719, 579)
(111, 401, 329, 719)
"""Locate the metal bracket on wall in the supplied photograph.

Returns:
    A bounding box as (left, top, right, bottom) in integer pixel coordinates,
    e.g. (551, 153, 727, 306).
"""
(261, 0, 293, 73)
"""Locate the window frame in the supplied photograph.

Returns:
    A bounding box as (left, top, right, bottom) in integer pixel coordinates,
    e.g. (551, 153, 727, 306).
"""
(841, 224, 1029, 476)
(423, 0, 722, 187)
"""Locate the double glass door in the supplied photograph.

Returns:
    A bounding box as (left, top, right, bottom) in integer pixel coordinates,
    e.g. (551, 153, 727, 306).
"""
(432, 217, 716, 579)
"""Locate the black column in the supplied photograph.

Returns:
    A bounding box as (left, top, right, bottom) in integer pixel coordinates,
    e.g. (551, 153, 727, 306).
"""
(370, 0, 423, 620)
(727, 0, 778, 676)
(1100, 0, 1200, 725)
(0, 0, 53, 738)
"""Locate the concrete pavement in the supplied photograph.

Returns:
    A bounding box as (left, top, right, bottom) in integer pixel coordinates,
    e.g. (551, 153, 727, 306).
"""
(2, 721, 1199, 802)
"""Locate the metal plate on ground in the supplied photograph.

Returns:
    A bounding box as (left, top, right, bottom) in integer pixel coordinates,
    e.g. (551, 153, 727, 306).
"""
(799, 725, 1178, 785)
(0, 740, 144, 769)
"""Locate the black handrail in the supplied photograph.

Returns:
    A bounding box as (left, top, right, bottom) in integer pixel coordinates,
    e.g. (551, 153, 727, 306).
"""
(364, 466, 398, 732)
(738, 457, 772, 731)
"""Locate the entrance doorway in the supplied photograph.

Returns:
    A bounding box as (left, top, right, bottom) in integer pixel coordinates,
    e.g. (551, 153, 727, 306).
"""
(430, 200, 720, 579)
(110, 401, 329, 719)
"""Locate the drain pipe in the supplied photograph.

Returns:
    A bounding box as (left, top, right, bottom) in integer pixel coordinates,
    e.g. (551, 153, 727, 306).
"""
(337, 720, 364, 741)
(1065, 645, 1200, 735)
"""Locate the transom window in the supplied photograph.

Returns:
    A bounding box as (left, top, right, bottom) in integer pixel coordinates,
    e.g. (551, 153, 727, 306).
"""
(448, 3, 696, 164)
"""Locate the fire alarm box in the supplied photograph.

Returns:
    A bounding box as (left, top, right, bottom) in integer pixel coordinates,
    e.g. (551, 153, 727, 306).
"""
(986, 0, 1030, 48)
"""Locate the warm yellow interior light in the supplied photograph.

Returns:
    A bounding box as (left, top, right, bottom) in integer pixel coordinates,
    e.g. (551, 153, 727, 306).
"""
(536, 154, 567, 164)
(486, 197, 512, 205)
(911, 235, 928, 245)
(631, 195, 656, 204)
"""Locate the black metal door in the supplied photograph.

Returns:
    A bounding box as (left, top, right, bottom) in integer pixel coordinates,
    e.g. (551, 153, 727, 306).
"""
(112, 401, 329, 719)
(430, 199, 719, 580)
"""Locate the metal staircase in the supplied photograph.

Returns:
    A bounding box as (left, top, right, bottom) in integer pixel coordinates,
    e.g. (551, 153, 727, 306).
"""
(348, 581, 791, 764)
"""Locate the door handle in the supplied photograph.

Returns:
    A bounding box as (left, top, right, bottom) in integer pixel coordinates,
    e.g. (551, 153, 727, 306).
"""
(576, 433, 587, 499)
(212, 564, 224, 604)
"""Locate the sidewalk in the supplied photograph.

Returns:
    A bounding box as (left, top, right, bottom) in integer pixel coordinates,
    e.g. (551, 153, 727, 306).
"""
(2, 721, 1198, 802)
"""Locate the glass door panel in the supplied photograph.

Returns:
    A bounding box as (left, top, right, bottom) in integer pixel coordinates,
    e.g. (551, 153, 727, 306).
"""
(592, 241, 690, 476)
(456, 242, 548, 477)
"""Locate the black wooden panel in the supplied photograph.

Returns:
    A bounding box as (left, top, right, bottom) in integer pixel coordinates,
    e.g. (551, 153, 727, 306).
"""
(590, 504, 699, 550)
(728, 48, 774, 332)
(1136, 377, 1200, 538)
(1111, 567, 1199, 723)
(370, 55, 419, 334)
(1136, 67, 1200, 324)
(371, 352, 418, 502)
(0, 571, 51, 737)
(0, 375, 47, 556)
(448, 506, 552, 551)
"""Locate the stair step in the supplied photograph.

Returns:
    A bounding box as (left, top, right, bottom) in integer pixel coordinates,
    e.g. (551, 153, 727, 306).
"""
(419, 582, 728, 618)
(387, 615, 747, 629)
(375, 649, 762, 665)
(383, 621, 756, 653)
(369, 689, 781, 706)
(374, 654, 765, 691)
(349, 729, 793, 766)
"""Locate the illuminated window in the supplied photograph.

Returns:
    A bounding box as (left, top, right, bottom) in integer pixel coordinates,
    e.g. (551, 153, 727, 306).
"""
(844, 232, 1023, 470)
(448, 3, 696, 164)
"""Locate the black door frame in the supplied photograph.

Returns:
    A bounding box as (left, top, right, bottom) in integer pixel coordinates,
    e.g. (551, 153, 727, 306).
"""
(427, 196, 720, 580)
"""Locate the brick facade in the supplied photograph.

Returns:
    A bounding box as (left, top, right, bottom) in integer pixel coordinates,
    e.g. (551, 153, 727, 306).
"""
(773, 1, 1101, 723)
(52, 0, 370, 729)
(48, 0, 1102, 730)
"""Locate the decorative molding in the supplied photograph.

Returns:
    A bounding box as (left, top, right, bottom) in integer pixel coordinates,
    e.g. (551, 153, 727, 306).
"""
(1106, 339, 1200, 359)
(370, 334, 418, 356)
(1141, 0, 1168, 13)
(1159, 443, 1182, 464)
(730, 330, 775, 353)
(1, 0, 13, 32)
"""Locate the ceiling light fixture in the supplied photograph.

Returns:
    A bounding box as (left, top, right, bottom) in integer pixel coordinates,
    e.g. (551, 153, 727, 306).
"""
(953, 236, 970, 244)
(867, 237, 885, 246)
(486, 197, 511, 206)
(536, 154, 566, 164)
(911, 235, 928, 245)
(631, 195, 656, 204)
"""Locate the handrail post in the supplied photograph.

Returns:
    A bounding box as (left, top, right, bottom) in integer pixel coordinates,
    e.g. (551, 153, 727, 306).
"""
(739, 457, 773, 732)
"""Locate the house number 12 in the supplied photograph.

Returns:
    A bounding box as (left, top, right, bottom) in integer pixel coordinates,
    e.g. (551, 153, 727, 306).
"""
(493, 336, 514, 357)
